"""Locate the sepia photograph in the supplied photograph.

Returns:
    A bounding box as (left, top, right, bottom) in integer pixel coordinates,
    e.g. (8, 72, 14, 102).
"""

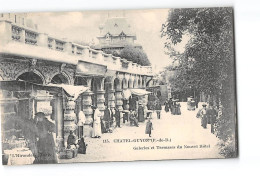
(0, 7, 238, 165)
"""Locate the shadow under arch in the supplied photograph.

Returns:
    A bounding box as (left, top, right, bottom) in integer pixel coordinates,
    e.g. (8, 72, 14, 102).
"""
(16, 71, 44, 84)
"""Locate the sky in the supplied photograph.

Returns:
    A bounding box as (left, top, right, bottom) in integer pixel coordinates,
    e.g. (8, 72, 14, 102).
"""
(25, 9, 187, 73)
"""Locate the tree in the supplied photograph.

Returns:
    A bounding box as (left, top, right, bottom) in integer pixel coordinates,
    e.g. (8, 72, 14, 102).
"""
(161, 7, 237, 158)
(119, 45, 151, 66)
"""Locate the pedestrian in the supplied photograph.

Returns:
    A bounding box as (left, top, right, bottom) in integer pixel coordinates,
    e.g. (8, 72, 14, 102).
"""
(207, 105, 218, 133)
(129, 109, 139, 127)
(115, 106, 121, 128)
(176, 100, 181, 115)
(67, 130, 77, 148)
(145, 118, 153, 137)
(155, 100, 162, 119)
(164, 99, 169, 113)
(92, 106, 102, 138)
(78, 137, 87, 154)
(200, 103, 208, 129)
(172, 100, 177, 115)
(34, 112, 56, 164)
(138, 103, 145, 122)
(195, 97, 199, 109)
(78, 111, 85, 138)
(103, 105, 112, 133)
(168, 98, 173, 114)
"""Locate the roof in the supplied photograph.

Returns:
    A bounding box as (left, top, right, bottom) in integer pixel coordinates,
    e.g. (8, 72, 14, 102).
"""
(99, 17, 136, 38)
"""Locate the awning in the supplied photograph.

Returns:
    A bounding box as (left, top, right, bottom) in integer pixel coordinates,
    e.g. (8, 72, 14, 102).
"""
(122, 89, 132, 99)
(0, 80, 90, 101)
(122, 89, 152, 99)
(130, 89, 152, 96)
(47, 83, 90, 100)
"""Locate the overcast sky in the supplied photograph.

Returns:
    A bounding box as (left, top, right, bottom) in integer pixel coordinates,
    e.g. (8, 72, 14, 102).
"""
(26, 9, 187, 73)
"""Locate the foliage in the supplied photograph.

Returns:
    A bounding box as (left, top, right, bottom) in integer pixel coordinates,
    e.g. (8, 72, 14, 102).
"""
(102, 45, 150, 66)
(161, 7, 237, 158)
(120, 45, 151, 66)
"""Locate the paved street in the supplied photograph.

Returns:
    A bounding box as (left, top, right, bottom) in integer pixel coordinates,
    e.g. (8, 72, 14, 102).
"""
(59, 103, 222, 163)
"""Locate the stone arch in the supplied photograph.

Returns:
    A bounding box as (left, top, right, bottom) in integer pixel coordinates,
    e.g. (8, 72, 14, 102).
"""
(133, 77, 138, 88)
(138, 78, 141, 88)
(50, 72, 70, 84)
(121, 78, 128, 89)
(16, 70, 45, 84)
(113, 77, 121, 90)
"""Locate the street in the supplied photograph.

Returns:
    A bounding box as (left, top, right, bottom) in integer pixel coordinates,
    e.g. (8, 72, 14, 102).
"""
(59, 102, 222, 163)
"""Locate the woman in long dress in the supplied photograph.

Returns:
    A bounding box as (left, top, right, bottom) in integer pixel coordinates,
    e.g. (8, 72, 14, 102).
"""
(200, 104, 208, 129)
(92, 107, 102, 138)
(176, 102, 181, 115)
(164, 99, 169, 112)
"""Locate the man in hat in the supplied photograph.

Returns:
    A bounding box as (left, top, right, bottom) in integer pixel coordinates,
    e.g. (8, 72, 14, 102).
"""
(34, 112, 56, 164)
(145, 117, 153, 137)
(168, 98, 173, 114)
(172, 99, 177, 115)
(207, 104, 218, 133)
(103, 105, 113, 132)
(200, 103, 208, 129)
(129, 109, 139, 127)
(155, 100, 162, 119)
(115, 106, 121, 128)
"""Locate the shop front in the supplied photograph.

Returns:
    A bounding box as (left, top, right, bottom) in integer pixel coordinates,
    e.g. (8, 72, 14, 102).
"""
(0, 80, 90, 165)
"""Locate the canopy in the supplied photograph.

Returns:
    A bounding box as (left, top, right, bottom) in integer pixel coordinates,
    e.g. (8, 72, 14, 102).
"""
(122, 89, 152, 99)
(48, 83, 90, 100)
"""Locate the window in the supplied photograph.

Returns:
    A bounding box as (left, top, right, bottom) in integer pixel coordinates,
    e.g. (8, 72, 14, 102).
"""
(106, 33, 110, 41)
(120, 32, 126, 40)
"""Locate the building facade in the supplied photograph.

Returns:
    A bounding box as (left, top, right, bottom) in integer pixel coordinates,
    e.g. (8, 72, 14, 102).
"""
(95, 17, 142, 54)
(0, 13, 156, 159)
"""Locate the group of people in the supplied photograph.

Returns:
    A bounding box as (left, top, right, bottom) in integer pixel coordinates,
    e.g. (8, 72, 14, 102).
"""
(196, 103, 218, 134)
(164, 98, 181, 115)
(67, 131, 87, 155)
(91, 105, 121, 138)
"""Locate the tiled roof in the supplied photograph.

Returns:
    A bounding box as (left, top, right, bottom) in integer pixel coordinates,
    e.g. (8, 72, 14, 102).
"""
(99, 17, 136, 37)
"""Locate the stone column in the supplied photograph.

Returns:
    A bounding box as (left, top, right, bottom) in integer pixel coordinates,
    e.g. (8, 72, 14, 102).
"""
(115, 79, 123, 111)
(54, 93, 64, 151)
(64, 42, 72, 54)
(0, 21, 12, 45)
(108, 89, 115, 108)
(122, 79, 129, 110)
(20, 29, 25, 43)
(82, 90, 94, 137)
(37, 33, 48, 47)
(64, 98, 77, 145)
(96, 77, 105, 117)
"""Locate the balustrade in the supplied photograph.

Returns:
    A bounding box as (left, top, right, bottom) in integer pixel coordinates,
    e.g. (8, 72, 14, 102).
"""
(2, 20, 153, 76)
(11, 25, 22, 41)
(25, 30, 38, 45)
